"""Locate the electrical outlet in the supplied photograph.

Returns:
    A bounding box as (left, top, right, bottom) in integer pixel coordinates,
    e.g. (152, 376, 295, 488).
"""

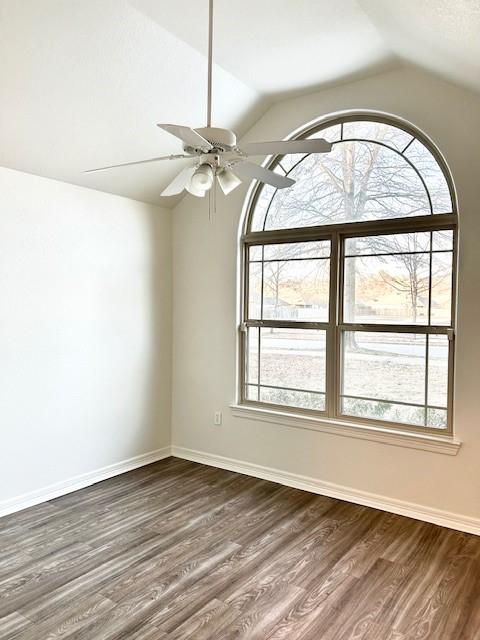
(214, 411, 222, 426)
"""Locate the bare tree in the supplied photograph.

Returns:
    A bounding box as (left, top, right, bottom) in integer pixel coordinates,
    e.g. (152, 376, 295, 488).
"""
(372, 234, 428, 324)
(356, 232, 451, 324)
(262, 123, 434, 344)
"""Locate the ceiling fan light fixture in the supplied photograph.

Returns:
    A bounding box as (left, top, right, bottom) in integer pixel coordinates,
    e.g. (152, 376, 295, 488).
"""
(191, 163, 214, 190)
(186, 163, 214, 197)
(217, 167, 242, 195)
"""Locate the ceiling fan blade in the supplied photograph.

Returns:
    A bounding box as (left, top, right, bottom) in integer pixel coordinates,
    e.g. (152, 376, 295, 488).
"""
(160, 166, 196, 197)
(239, 138, 332, 156)
(157, 124, 213, 152)
(217, 168, 242, 195)
(84, 154, 192, 173)
(231, 161, 295, 189)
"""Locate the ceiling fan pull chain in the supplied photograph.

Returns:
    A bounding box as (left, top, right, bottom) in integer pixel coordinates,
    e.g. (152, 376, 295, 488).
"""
(213, 176, 217, 218)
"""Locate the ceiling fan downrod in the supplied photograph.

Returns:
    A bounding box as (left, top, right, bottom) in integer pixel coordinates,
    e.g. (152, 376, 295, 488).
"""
(207, 0, 214, 128)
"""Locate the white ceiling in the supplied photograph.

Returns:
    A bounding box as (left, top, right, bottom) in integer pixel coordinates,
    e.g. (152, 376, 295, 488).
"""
(0, 0, 478, 207)
(360, 0, 480, 95)
(130, 0, 392, 96)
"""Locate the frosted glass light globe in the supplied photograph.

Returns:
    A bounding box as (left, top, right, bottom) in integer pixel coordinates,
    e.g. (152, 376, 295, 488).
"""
(190, 164, 214, 192)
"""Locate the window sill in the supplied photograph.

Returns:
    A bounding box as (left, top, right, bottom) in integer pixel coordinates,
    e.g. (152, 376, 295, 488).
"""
(230, 404, 462, 456)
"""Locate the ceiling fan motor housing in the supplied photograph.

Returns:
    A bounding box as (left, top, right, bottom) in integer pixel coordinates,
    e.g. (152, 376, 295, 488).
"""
(185, 127, 237, 153)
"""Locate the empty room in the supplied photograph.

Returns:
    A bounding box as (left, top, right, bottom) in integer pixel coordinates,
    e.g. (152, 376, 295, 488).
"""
(1, 1, 479, 638)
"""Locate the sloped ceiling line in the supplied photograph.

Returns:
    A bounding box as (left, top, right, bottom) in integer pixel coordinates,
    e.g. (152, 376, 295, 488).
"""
(0, 0, 477, 207)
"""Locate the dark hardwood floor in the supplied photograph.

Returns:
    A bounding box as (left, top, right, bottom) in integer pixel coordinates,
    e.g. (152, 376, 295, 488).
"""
(0, 457, 479, 639)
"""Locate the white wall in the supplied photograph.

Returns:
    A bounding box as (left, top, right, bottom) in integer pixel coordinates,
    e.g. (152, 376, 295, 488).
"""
(171, 67, 480, 523)
(0, 168, 171, 504)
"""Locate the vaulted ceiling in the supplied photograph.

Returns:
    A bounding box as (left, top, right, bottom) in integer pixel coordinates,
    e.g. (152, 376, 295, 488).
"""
(0, 0, 478, 207)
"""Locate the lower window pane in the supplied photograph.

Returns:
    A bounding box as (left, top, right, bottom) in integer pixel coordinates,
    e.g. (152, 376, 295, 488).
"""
(246, 327, 327, 412)
(427, 334, 449, 408)
(342, 332, 426, 406)
(427, 408, 447, 429)
(341, 397, 425, 426)
(260, 387, 325, 411)
(260, 328, 326, 392)
(246, 327, 259, 385)
(341, 331, 449, 429)
(245, 384, 259, 401)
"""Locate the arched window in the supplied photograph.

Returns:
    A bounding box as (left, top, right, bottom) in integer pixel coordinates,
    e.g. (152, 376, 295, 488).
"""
(241, 114, 457, 434)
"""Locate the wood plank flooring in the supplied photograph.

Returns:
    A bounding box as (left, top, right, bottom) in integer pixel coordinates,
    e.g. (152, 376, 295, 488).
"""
(0, 457, 479, 639)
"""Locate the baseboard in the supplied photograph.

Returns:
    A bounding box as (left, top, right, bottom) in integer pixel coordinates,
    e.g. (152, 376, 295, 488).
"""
(4, 444, 478, 536)
(0, 446, 172, 518)
(171, 445, 480, 536)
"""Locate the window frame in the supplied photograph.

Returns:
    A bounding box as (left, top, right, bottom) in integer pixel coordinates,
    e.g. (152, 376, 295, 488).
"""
(239, 113, 458, 437)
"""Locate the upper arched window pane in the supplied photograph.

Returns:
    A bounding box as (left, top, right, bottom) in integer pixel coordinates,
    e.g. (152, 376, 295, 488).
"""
(249, 118, 454, 232)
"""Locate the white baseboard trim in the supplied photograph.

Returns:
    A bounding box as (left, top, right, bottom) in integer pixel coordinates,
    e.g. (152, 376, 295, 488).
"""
(172, 446, 480, 536)
(0, 447, 172, 518)
(4, 444, 478, 536)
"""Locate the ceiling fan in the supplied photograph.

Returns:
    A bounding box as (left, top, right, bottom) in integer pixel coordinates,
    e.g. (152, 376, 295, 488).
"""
(85, 0, 332, 198)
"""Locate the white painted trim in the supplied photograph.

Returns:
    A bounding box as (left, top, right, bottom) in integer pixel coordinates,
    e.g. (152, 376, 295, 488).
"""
(172, 445, 479, 536)
(230, 404, 461, 456)
(0, 447, 172, 518)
